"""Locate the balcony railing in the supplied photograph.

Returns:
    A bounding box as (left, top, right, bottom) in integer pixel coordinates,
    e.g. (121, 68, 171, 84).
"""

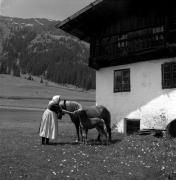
(90, 26, 166, 60)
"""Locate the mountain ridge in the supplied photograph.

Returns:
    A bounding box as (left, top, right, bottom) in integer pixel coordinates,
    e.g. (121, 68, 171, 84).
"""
(0, 16, 95, 90)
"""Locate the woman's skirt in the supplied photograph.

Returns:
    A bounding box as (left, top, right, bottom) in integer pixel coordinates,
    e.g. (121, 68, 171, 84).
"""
(39, 109, 58, 140)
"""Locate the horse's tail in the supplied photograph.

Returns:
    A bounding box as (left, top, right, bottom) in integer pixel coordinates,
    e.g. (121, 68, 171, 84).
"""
(101, 118, 107, 132)
(103, 107, 112, 141)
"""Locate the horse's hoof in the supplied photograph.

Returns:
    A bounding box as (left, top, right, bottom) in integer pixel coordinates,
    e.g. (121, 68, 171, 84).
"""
(75, 140, 81, 144)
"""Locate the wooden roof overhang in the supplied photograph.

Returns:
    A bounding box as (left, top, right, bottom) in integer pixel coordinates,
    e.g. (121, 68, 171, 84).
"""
(56, 0, 171, 43)
(56, 0, 134, 42)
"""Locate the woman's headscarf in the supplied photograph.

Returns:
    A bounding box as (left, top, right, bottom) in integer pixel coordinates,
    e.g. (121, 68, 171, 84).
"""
(48, 95, 61, 106)
(52, 95, 61, 104)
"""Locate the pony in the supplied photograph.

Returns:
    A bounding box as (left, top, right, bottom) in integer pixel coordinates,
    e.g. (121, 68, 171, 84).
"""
(60, 100, 112, 142)
(73, 109, 108, 144)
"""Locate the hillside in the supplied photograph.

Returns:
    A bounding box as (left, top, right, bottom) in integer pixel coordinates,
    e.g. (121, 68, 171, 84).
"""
(0, 16, 95, 90)
(0, 74, 95, 109)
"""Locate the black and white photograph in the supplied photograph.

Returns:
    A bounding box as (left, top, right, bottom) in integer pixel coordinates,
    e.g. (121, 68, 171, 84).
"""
(1, 0, 176, 179)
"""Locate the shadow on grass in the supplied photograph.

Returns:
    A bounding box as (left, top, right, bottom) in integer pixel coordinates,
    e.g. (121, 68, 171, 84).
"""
(45, 138, 122, 146)
(110, 138, 122, 144)
(83, 138, 122, 146)
(45, 141, 80, 146)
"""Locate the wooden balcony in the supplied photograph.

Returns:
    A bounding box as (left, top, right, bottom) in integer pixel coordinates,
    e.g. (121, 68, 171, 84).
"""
(89, 27, 176, 69)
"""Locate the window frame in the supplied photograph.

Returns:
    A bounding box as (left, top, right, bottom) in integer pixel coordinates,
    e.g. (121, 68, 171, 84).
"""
(114, 68, 131, 93)
(162, 62, 176, 89)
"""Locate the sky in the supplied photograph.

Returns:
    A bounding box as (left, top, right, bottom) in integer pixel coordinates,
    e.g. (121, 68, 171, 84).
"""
(0, 0, 94, 20)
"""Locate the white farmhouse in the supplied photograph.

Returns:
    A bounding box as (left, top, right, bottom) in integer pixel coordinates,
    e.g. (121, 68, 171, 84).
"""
(57, 0, 176, 135)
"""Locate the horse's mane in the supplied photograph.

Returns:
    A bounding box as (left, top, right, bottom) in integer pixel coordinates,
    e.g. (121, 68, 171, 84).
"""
(61, 100, 82, 112)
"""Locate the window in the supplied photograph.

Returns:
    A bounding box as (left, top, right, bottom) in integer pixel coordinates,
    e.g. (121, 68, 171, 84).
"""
(114, 69, 130, 92)
(117, 34, 128, 48)
(162, 62, 176, 89)
(152, 26, 164, 41)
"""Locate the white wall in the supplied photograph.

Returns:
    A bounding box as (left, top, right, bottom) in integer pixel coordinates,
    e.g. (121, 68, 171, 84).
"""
(96, 57, 176, 133)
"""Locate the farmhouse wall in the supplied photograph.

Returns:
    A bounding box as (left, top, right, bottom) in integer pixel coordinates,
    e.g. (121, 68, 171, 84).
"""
(96, 57, 176, 133)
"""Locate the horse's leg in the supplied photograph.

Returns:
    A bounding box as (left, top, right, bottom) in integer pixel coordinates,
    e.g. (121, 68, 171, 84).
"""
(96, 126, 103, 144)
(71, 115, 80, 142)
(106, 125, 112, 142)
(97, 133, 101, 142)
(82, 129, 86, 144)
(97, 124, 108, 142)
(99, 124, 108, 145)
(96, 123, 109, 145)
(75, 122, 80, 142)
(80, 126, 83, 142)
(85, 129, 88, 144)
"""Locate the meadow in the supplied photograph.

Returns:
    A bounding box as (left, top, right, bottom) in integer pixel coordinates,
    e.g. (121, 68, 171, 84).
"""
(1, 109, 176, 180)
(0, 74, 95, 109)
(1, 74, 176, 180)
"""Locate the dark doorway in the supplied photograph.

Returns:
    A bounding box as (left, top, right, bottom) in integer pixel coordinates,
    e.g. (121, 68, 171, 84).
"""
(126, 119, 140, 135)
(166, 119, 176, 137)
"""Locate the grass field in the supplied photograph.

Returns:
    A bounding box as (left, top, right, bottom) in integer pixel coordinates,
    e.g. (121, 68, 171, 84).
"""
(0, 74, 95, 109)
(1, 74, 176, 179)
(1, 109, 176, 180)
(0, 74, 95, 99)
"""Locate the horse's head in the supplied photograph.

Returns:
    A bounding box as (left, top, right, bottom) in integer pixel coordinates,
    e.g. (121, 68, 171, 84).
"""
(59, 99, 67, 116)
(59, 101, 80, 118)
(60, 99, 67, 111)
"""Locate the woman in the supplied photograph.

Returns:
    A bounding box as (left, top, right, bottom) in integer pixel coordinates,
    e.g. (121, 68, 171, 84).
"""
(39, 95, 62, 145)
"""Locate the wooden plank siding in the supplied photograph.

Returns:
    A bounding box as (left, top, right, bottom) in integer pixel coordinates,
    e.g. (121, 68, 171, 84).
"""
(88, 12, 176, 69)
(89, 15, 171, 69)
